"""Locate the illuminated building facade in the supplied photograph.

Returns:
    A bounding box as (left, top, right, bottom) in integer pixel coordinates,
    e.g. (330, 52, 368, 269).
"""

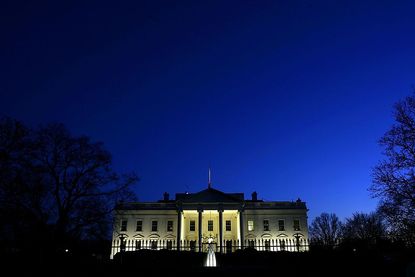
(110, 184, 309, 259)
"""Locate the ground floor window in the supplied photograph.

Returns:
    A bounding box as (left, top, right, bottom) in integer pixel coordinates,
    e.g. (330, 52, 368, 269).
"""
(151, 240, 158, 250)
(226, 240, 232, 253)
(120, 239, 126, 252)
(264, 240, 270, 251)
(167, 240, 173, 250)
(248, 240, 255, 248)
(190, 240, 196, 251)
(135, 240, 141, 250)
(279, 240, 285, 250)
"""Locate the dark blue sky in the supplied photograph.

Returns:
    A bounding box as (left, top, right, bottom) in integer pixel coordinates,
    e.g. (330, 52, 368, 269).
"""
(1, 1, 414, 222)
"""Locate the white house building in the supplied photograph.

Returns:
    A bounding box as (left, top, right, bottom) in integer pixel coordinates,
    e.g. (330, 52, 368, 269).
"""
(110, 183, 309, 259)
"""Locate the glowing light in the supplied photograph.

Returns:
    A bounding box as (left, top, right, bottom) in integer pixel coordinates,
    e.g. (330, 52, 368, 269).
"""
(204, 235, 217, 267)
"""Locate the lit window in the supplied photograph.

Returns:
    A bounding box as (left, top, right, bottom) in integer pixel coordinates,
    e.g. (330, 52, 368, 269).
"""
(152, 220, 158, 232)
(136, 220, 142, 232)
(278, 220, 285, 231)
(263, 220, 269, 231)
(248, 220, 254, 231)
(208, 220, 213, 231)
(226, 220, 231, 231)
(167, 220, 173, 232)
(121, 220, 127, 232)
(294, 219, 300, 231)
(190, 220, 195, 231)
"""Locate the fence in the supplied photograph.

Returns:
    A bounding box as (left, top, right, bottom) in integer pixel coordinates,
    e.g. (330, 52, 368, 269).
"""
(110, 238, 315, 259)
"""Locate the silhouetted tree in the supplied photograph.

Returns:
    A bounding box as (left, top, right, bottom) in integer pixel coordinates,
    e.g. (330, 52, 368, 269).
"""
(0, 117, 138, 251)
(371, 94, 415, 245)
(0, 117, 45, 247)
(309, 213, 342, 248)
(342, 212, 387, 248)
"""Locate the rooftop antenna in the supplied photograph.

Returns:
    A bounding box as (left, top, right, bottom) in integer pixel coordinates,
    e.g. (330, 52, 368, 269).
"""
(208, 167, 212, 189)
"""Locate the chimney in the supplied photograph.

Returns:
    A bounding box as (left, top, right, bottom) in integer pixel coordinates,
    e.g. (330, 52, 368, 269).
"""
(163, 192, 169, 201)
(252, 191, 257, 201)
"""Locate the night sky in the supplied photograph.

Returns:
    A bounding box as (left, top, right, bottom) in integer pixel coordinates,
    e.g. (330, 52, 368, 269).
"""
(1, 1, 414, 222)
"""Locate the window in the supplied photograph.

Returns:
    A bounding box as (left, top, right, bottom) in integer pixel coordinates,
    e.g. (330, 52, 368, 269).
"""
(190, 240, 196, 251)
(208, 220, 213, 232)
(167, 220, 173, 232)
(248, 240, 255, 248)
(120, 239, 126, 252)
(263, 220, 269, 231)
(151, 240, 158, 250)
(294, 219, 300, 231)
(136, 220, 142, 232)
(135, 240, 141, 250)
(279, 240, 286, 250)
(226, 240, 232, 253)
(152, 220, 158, 232)
(295, 236, 301, 251)
(278, 220, 285, 231)
(226, 220, 231, 231)
(264, 240, 270, 251)
(190, 220, 195, 231)
(248, 220, 254, 231)
(166, 241, 173, 250)
(121, 220, 127, 232)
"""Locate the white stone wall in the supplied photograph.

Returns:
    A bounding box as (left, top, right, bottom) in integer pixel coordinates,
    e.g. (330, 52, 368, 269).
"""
(110, 208, 309, 258)
(110, 209, 179, 259)
(243, 209, 309, 251)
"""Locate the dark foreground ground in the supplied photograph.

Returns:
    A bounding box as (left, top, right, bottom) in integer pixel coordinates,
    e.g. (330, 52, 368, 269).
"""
(4, 248, 415, 277)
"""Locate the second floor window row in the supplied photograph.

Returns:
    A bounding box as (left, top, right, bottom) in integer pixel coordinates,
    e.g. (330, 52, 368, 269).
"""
(120, 219, 174, 232)
(247, 219, 300, 232)
(121, 218, 301, 232)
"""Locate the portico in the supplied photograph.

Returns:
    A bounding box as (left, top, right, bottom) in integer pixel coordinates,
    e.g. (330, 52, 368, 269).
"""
(177, 209, 242, 253)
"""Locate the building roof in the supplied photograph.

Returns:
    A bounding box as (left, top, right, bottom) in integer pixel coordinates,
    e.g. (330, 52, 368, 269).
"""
(175, 187, 244, 203)
(115, 187, 307, 211)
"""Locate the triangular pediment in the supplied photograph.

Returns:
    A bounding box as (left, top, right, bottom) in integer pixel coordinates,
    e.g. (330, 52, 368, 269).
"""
(176, 188, 244, 203)
(148, 233, 160, 239)
(245, 234, 256, 239)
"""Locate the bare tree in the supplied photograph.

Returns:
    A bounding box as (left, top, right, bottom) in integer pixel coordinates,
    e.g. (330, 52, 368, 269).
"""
(0, 117, 48, 245)
(342, 212, 387, 245)
(309, 212, 342, 248)
(0, 118, 138, 249)
(371, 94, 415, 244)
